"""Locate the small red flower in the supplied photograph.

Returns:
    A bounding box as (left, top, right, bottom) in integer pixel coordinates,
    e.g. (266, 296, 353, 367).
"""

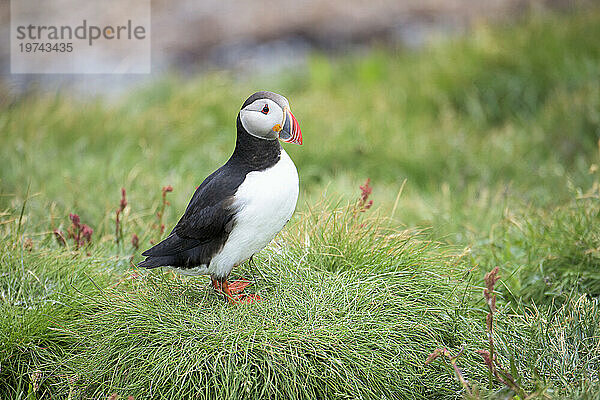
(66, 213, 93, 249)
(69, 213, 80, 228)
(356, 178, 374, 213)
(119, 188, 128, 211)
(81, 224, 93, 244)
(131, 233, 139, 249)
(359, 178, 372, 202)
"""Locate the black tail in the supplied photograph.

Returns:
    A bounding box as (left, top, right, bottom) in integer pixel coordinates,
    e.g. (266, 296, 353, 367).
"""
(137, 232, 202, 269)
(136, 256, 174, 269)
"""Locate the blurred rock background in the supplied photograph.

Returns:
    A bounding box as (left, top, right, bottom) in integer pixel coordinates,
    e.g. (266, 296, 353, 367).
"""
(0, 0, 590, 97)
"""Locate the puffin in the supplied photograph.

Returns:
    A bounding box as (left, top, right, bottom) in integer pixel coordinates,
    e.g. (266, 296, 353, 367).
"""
(138, 91, 302, 302)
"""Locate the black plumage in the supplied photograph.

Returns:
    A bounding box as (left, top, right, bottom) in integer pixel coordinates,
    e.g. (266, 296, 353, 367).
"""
(137, 114, 282, 271)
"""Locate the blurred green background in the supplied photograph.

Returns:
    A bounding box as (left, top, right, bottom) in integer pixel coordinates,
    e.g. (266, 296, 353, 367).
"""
(2, 8, 599, 244)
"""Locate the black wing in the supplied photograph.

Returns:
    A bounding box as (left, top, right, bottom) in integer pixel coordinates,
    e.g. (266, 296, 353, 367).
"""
(137, 165, 246, 269)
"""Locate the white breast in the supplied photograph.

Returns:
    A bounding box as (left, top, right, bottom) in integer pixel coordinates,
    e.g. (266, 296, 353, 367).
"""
(208, 149, 299, 278)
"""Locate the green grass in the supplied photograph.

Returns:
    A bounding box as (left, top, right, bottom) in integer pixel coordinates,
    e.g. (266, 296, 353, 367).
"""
(477, 193, 600, 303)
(2, 207, 481, 399)
(2, 7, 600, 399)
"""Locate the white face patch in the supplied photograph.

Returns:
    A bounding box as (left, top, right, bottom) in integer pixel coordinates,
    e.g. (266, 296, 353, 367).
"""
(239, 98, 285, 140)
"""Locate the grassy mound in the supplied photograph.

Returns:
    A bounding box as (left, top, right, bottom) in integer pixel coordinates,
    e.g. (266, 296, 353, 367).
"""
(1, 207, 479, 399)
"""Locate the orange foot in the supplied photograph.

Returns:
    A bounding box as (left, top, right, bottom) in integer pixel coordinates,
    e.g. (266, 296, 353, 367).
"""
(211, 279, 261, 304)
(228, 279, 252, 295)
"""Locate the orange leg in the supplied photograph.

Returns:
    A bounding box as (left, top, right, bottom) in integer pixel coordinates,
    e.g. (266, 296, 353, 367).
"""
(221, 280, 238, 304)
(211, 278, 261, 304)
(211, 279, 240, 303)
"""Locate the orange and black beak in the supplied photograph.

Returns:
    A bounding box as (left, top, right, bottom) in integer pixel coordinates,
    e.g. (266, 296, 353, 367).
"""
(279, 108, 302, 145)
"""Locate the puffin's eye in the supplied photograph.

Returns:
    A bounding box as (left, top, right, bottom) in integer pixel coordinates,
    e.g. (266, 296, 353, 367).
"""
(261, 104, 269, 114)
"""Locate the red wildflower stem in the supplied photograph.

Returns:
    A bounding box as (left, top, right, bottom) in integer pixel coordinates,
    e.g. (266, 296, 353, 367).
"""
(115, 212, 120, 244)
(129, 233, 140, 265)
(115, 188, 127, 245)
(69, 213, 81, 248)
(354, 178, 374, 219)
(360, 178, 372, 203)
(483, 267, 500, 369)
(120, 187, 128, 210)
(477, 267, 526, 397)
(131, 233, 139, 250)
(427, 267, 528, 398)
(449, 351, 471, 396)
(476, 350, 523, 395)
(156, 185, 173, 239)
(81, 224, 93, 246)
(425, 347, 471, 396)
(67, 213, 93, 249)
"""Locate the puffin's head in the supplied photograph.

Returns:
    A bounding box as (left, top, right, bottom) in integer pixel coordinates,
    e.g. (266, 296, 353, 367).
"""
(239, 91, 302, 145)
